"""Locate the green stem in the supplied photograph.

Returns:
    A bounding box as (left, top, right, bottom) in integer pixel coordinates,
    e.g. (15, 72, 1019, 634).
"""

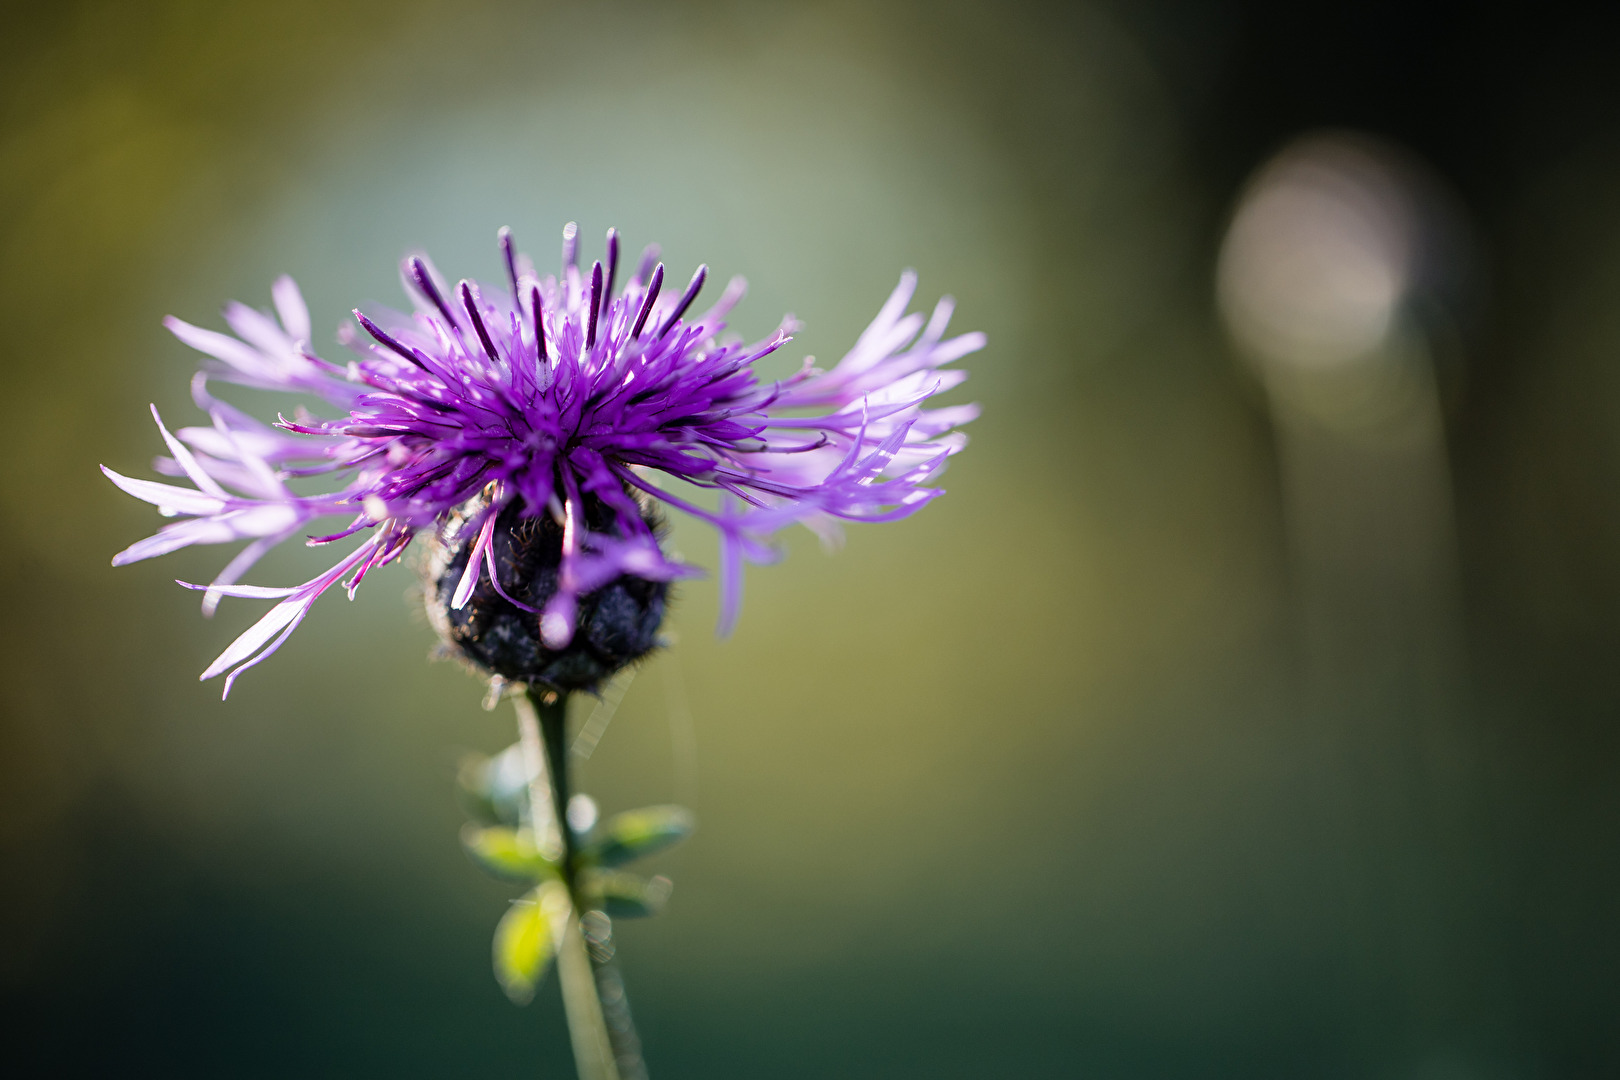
(538, 696, 578, 872)
(513, 687, 620, 1080)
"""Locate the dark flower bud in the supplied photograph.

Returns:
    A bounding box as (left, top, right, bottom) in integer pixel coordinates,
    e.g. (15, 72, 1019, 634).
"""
(423, 492, 668, 693)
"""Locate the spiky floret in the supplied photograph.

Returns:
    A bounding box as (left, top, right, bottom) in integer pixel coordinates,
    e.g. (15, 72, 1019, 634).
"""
(103, 225, 983, 696)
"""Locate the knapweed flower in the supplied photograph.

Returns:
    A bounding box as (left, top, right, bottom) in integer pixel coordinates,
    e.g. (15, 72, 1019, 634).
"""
(104, 225, 982, 696)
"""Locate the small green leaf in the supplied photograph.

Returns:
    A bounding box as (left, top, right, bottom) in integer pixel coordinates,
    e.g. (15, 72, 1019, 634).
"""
(461, 824, 558, 883)
(583, 870, 674, 919)
(457, 743, 530, 827)
(584, 805, 695, 867)
(493, 883, 563, 1004)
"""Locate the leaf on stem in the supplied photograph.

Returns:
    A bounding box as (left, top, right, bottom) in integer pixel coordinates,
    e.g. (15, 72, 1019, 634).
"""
(583, 869, 674, 919)
(456, 743, 531, 827)
(461, 824, 559, 882)
(493, 881, 565, 1004)
(583, 805, 695, 868)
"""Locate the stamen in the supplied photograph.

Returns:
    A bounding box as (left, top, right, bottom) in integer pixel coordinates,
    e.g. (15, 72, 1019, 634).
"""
(406, 257, 461, 332)
(586, 260, 604, 350)
(656, 264, 708, 338)
(604, 228, 620, 300)
(561, 221, 579, 269)
(528, 284, 547, 364)
(632, 263, 664, 339)
(459, 281, 501, 363)
(498, 226, 519, 303)
(632, 243, 661, 287)
(354, 310, 429, 370)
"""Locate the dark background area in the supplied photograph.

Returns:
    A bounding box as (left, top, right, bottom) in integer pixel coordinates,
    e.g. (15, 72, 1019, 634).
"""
(5, 1, 1620, 1076)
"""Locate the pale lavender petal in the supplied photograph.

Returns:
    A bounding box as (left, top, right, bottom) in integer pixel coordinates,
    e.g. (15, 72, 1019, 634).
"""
(715, 525, 744, 638)
(101, 466, 226, 515)
(197, 533, 291, 616)
(199, 596, 308, 681)
(219, 603, 313, 699)
(149, 404, 229, 499)
(540, 593, 576, 649)
(451, 507, 499, 609)
(223, 301, 293, 356)
(272, 274, 312, 342)
(177, 580, 301, 599)
(165, 316, 276, 379)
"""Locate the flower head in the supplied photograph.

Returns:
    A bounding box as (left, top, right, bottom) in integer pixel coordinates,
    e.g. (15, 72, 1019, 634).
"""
(104, 225, 982, 696)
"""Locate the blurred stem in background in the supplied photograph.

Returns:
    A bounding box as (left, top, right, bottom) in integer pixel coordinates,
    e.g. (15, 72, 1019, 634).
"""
(514, 688, 634, 1080)
(1217, 133, 1511, 1058)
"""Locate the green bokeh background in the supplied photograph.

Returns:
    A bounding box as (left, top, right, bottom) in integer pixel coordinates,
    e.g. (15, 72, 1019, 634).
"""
(5, 2, 1620, 1075)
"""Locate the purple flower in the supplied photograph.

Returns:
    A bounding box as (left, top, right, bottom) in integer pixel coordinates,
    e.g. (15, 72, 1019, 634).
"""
(104, 225, 982, 696)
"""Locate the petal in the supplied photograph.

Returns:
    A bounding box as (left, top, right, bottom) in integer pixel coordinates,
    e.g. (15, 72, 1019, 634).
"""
(165, 316, 276, 379)
(195, 535, 286, 616)
(540, 593, 576, 649)
(451, 507, 500, 609)
(150, 404, 229, 499)
(223, 300, 292, 356)
(101, 466, 226, 515)
(199, 595, 309, 681)
(113, 519, 237, 565)
(176, 579, 300, 599)
(272, 275, 312, 342)
(219, 604, 313, 699)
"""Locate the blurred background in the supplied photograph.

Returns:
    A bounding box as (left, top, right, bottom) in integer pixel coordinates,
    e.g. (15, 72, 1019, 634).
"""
(5, 1, 1620, 1075)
